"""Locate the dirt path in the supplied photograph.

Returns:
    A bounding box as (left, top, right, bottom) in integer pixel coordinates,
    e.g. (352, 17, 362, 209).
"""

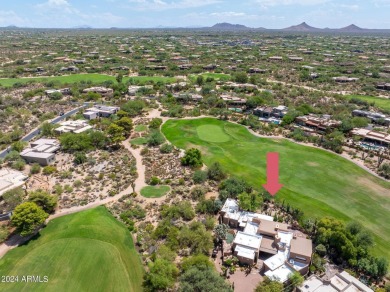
(1, 106, 387, 258)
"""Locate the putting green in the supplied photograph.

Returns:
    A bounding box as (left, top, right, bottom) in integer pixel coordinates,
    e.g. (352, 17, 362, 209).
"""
(141, 185, 170, 198)
(196, 125, 230, 143)
(162, 118, 390, 260)
(0, 207, 143, 292)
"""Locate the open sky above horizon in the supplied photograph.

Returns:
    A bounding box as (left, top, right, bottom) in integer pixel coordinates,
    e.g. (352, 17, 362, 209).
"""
(1, 0, 389, 29)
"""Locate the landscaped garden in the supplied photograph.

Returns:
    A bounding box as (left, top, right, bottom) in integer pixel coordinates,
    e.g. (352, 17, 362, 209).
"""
(0, 207, 143, 292)
(140, 185, 170, 198)
(162, 117, 390, 260)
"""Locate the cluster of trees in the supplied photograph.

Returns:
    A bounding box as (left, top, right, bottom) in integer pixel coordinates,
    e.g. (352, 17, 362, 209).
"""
(181, 148, 203, 168)
(144, 253, 232, 292)
(10, 190, 57, 237)
(314, 218, 388, 280)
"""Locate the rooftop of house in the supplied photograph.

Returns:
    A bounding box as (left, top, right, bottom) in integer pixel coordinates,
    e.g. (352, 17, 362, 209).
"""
(352, 128, 390, 142)
(56, 120, 92, 134)
(233, 231, 262, 250)
(299, 272, 373, 292)
(265, 263, 295, 283)
(257, 219, 290, 236)
(290, 236, 313, 258)
(83, 87, 113, 94)
(0, 169, 28, 196)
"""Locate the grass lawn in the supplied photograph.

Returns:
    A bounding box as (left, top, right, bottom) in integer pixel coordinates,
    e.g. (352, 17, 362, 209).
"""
(130, 137, 148, 145)
(135, 125, 148, 132)
(162, 118, 390, 260)
(344, 94, 390, 112)
(189, 73, 231, 82)
(0, 207, 143, 292)
(140, 185, 170, 198)
(0, 74, 176, 87)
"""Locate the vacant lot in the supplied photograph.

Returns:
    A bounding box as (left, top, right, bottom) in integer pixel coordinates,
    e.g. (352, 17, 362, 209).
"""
(141, 185, 170, 198)
(162, 118, 390, 260)
(0, 74, 176, 87)
(0, 207, 143, 292)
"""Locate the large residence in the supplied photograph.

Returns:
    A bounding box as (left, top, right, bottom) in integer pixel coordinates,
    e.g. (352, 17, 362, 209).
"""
(220, 199, 313, 283)
(220, 94, 247, 106)
(20, 138, 60, 166)
(351, 128, 390, 148)
(253, 105, 288, 119)
(298, 271, 373, 292)
(55, 120, 93, 134)
(352, 110, 390, 125)
(83, 105, 120, 120)
(82, 87, 114, 97)
(0, 169, 28, 197)
(295, 115, 341, 133)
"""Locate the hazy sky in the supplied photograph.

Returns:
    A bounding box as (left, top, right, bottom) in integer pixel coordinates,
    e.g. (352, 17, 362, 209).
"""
(1, 0, 390, 29)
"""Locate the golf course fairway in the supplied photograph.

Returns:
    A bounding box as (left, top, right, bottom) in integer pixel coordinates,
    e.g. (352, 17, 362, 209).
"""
(162, 118, 390, 260)
(0, 207, 143, 292)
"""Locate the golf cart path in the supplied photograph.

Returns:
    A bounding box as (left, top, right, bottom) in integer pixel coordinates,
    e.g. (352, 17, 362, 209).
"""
(0, 107, 387, 258)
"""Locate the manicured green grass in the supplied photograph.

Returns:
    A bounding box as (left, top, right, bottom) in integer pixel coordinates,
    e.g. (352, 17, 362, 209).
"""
(0, 74, 176, 87)
(162, 118, 390, 260)
(130, 137, 148, 145)
(140, 185, 170, 198)
(344, 94, 390, 112)
(135, 125, 147, 132)
(0, 207, 143, 292)
(197, 125, 230, 143)
(189, 73, 231, 81)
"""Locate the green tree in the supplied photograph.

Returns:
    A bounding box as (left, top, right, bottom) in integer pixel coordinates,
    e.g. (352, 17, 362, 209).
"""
(74, 152, 87, 165)
(11, 202, 48, 236)
(155, 245, 177, 262)
(289, 272, 304, 290)
(114, 117, 133, 136)
(193, 170, 207, 184)
(160, 143, 174, 153)
(378, 163, 390, 179)
(143, 259, 178, 292)
(179, 266, 232, 292)
(181, 254, 214, 272)
(234, 72, 248, 83)
(207, 162, 226, 181)
(219, 177, 251, 200)
(49, 91, 63, 100)
(147, 130, 165, 147)
(88, 131, 108, 149)
(121, 100, 145, 117)
(255, 277, 284, 292)
(41, 122, 56, 137)
(196, 75, 204, 86)
(30, 163, 41, 174)
(28, 190, 57, 213)
(106, 123, 125, 146)
(116, 73, 123, 84)
(42, 165, 57, 175)
(181, 148, 203, 168)
(11, 141, 27, 152)
(149, 118, 163, 129)
(2, 187, 24, 211)
(238, 192, 263, 212)
(214, 224, 228, 242)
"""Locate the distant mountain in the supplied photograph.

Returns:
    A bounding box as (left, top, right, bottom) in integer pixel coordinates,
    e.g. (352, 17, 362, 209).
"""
(339, 24, 364, 32)
(73, 25, 93, 29)
(211, 22, 252, 30)
(283, 22, 320, 32)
